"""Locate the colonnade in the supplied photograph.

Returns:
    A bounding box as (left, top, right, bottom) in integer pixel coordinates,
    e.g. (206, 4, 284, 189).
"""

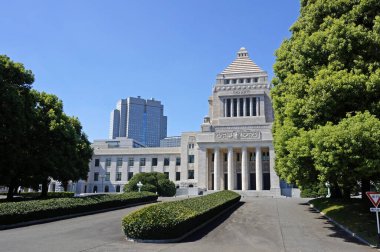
(222, 97, 260, 117)
(211, 146, 269, 191)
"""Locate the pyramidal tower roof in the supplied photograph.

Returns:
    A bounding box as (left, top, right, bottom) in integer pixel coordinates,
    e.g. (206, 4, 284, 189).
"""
(220, 47, 263, 75)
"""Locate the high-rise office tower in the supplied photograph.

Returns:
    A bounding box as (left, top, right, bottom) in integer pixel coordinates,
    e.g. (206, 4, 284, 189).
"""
(109, 96, 167, 147)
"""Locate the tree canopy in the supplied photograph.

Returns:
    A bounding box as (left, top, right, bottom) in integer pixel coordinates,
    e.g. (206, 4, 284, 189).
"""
(0, 55, 93, 199)
(271, 0, 380, 198)
(124, 172, 176, 197)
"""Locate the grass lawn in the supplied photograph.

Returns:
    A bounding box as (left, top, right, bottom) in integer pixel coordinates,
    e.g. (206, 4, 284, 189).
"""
(309, 198, 379, 246)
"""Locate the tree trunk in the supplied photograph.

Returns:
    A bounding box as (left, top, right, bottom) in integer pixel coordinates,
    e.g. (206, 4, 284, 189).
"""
(6, 180, 16, 200)
(40, 178, 49, 198)
(62, 181, 68, 192)
(361, 178, 372, 206)
(330, 182, 342, 198)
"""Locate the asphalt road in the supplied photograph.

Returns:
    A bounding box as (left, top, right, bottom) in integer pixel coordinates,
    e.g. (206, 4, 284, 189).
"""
(0, 197, 374, 252)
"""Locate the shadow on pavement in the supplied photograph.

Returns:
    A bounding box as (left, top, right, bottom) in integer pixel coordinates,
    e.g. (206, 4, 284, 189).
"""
(305, 205, 370, 247)
(181, 201, 245, 243)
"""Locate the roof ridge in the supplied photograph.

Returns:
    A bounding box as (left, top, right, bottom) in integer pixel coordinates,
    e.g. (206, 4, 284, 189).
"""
(220, 47, 263, 75)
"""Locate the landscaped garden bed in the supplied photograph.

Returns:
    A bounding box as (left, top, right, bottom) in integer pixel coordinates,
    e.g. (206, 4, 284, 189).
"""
(309, 198, 378, 246)
(122, 190, 241, 241)
(0, 192, 157, 226)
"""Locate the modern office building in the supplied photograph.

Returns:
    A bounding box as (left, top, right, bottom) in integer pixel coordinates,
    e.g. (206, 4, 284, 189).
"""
(109, 97, 167, 147)
(79, 48, 298, 197)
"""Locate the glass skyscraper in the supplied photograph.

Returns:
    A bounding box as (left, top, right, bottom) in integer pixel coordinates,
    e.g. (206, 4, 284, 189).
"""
(109, 96, 167, 147)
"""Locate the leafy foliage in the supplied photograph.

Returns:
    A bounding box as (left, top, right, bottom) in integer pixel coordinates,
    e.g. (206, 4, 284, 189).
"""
(272, 0, 380, 197)
(0, 55, 93, 199)
(122, 191, 241, 240)
(0, 192, 157, 225)
(123, 172, 176, 196)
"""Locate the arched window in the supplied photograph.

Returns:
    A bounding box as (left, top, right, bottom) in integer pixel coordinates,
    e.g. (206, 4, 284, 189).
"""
(93, 186, 98, 193)
(105, 185, 109, 193)
(116, 185, 120, 192)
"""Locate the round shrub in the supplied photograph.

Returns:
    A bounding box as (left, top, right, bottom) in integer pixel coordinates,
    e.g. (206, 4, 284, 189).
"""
(141, 184, 157, 193)
(123, 172, 176, 197)
(158, 179, 176, 197)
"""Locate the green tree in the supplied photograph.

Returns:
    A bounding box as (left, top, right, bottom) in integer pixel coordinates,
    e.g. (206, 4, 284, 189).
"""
(123, 172, 176, 196)
(272, 0, 380, 197)
(0, 55, 34, 199)
(29, 91, 93, 196)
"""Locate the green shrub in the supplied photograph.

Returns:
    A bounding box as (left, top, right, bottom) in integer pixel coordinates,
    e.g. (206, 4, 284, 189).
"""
(22, 192, 75, 198)
(300, 183, 327, 198)
(158, 179, 176, 197)
(122, 190, 240, 240)
(123, 172, 176, 196)
(0, 192, 157, 225)
(140, 184, 157, 193)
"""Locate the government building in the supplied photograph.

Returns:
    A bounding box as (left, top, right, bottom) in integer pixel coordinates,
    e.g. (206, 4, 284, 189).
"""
(81, 47, 288, 197)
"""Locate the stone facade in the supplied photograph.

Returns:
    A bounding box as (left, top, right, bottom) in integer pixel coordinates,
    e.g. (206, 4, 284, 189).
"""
(83, 48, 281, 196)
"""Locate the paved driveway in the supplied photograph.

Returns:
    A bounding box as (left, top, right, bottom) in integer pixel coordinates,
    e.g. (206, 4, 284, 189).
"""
(0, 197, 373, 252)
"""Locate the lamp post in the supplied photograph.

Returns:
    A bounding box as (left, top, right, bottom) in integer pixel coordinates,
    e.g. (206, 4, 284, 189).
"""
(137, 181, 143, 192)
(325, 181, 331, 198)
(99, 175, 105, 193)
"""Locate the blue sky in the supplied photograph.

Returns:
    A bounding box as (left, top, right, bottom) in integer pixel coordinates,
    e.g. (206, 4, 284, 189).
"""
(1, 1, 300, 141)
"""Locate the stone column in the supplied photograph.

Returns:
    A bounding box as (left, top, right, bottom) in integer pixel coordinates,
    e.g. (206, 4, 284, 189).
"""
(269, 145, 280, 194)
(256, 97, 260, 116)
(241, 146, 248, 191)
(243, 98, 246, 116)
(250, 97, 254, 117)
(230, 99, 234, 117)
(227, 147, 234, 190)
(214, 147, 220, 190)
(237, 98, 240, 117)
(224, 99, 227, 117)
(255, 147, 262, 191)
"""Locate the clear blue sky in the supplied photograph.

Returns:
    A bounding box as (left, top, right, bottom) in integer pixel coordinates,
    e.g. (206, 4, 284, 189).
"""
(1, 1, 300, 141)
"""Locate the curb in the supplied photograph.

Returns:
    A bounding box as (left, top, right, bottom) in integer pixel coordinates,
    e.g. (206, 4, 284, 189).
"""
(0, 200, 157, 230)
(126, 201, 240, 243)
(309, 203, 379, 249)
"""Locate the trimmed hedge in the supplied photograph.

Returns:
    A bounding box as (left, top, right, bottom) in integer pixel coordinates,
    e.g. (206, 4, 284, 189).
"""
(0, 192, 157, 225)
(21, 192, 75, 198)
(122, 190, 241, 240)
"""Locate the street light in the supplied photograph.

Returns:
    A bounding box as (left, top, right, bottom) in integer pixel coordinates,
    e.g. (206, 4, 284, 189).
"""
(325, 181, 331, 198)
(137, 181, 143, 192)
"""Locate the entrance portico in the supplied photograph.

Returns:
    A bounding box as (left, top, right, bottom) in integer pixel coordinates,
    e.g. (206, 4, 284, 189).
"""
(205, 145, 272, 191)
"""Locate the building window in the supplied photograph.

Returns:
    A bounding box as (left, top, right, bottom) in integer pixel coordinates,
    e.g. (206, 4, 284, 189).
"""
(246, 78, 251, 83)
(93, 186, 98, 193)
(188, 170, 194, 179)
(250, 152, 256, 161)
(152, 158, 158, 166)
(212, 153, 214, 162)
(128, 157, 134, 167)
(117, 158, 122, 167)
(95, 159, 100, 167)
(253, 77, 258, 82)
(164, 172, 169, 179)
(239, 78, 244, 83)
(104, 185, 109, 193)
(105, 172, 110, 181)
(188, 155, 194, 163)
(116, 185, 121, 192)
(262, 151, 270, 161)
(164, 158, 170, 166)
(224, 79, 229, 84)
(176, 172, 181, 181)
(246, 98, 250, 116)
(231, 79, 237, 84)
(236, 153, 240, 162)
(140, 158, 146, 166)
(116, 172, 122, 181)
(105, 158, 111, 167)
(94, 172, 99, 181)
(188, 143, 195, 149)
(224, 153, 228, 162)
(176, 157, 181, 166)
(128, 172, 134, 180)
